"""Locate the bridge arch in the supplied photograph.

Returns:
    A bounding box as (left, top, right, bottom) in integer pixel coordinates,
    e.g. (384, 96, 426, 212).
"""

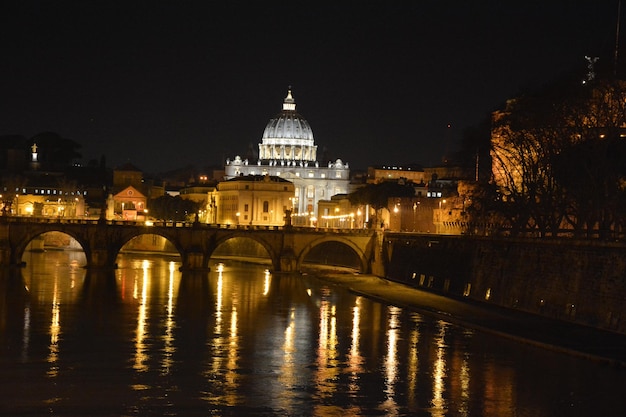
(297, 236, 368, 273)
(210, 232, 280, 271)
(115, 231, 185, 262)
(14, 228, 90, 267)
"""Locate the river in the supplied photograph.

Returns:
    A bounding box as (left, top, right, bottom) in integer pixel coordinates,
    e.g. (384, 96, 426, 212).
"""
(0, 250, 625, 416)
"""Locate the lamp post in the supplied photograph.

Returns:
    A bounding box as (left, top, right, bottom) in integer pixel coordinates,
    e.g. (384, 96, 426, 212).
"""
(236, 211, 240, 226)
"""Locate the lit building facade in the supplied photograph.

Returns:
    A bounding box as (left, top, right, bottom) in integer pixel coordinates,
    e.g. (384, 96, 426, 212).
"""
(210, 174, 294, 226)
(224, 89, 350, 222)
(110, 185, 147, 221)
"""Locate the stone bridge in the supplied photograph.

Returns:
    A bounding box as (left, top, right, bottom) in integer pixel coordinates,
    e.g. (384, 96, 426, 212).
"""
(0, 217, 382, 273)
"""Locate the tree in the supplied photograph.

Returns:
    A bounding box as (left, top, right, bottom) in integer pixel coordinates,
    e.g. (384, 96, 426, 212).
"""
(149, 195, 201, 222)
(349, 181, 415, 227)
(490, 77, 626, 239)
(552, 80, 626, 238)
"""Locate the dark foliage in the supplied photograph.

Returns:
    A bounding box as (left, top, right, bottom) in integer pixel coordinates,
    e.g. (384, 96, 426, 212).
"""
(149, 195, 201, 222)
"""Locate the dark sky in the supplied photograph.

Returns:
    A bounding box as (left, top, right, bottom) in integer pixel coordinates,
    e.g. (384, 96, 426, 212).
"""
(0, 1, 621, 174)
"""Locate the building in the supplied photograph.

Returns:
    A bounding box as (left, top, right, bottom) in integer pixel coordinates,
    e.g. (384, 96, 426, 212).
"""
(110, 185, 147, 221)
(317, 194, 366, 229)
(209, 174, 294, 226)
(0, 139, 88, 218)
(367, 165, 426, 184)
(106, 162, 164, 220)
(224, 89, 350, 219)
(179, 178, 216, 223)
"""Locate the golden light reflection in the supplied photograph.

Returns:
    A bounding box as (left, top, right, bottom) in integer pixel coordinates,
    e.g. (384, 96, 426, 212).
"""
(21, 306, 30, 362)
(315, 297, 338, 401)
(224, 305, 240, 403)
(407, 313, 421, 408)
(278, 307, 297, 405)
(347, 297, 364, 395)
(133, 261, 150, 372)
(458, 352, 471, 417)
(263, 269, 271, 296)
(208, 266, 225, 400)
(215, 269, 223, 333)
(46, 276, 61, 377)
(431, 321, 449, 417)
(379, 306, 401, 415)
(206, 266, 241, 406)
(161, 261, 177, 375)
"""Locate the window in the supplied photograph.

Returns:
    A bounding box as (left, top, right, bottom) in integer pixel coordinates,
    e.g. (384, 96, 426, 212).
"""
(263, 201, 269, 213)
(244, 204, 249, 212)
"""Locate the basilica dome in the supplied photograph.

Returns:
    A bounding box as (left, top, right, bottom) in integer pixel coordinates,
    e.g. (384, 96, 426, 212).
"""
(259, 90, 317, 162)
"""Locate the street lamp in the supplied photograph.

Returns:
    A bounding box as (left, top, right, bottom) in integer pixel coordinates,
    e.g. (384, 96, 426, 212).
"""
(236, 211, 240, 225)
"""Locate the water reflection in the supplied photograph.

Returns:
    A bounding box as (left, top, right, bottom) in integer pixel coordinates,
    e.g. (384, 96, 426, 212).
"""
(0, 251, 625, 416)
(133, 259, 150, 372)
(432, 321, 449, 416)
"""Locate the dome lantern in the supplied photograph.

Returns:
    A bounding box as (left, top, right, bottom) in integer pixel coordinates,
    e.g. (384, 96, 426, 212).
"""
(283, 89, 296, 111)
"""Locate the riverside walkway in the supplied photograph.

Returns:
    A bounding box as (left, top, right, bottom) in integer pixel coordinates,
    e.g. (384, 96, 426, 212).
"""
(317, 272, 626, 367)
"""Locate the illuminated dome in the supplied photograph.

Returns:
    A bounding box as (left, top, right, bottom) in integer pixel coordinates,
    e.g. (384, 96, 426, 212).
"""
(258, 89, 317, 162)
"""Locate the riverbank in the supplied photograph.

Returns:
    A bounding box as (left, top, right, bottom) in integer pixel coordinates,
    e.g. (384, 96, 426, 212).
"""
(314, 271, 626, 367)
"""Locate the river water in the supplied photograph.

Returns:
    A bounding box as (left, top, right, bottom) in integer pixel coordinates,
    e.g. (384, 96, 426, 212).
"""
(1, 250, 625, 416)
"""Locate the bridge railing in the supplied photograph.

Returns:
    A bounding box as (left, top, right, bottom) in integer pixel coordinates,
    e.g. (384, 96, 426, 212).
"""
(0, 216, 376, 234)
(0, 216, 102, 225)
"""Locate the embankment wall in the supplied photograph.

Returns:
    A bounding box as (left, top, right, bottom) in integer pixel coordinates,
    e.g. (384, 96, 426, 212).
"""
(385, 235, 626, 334)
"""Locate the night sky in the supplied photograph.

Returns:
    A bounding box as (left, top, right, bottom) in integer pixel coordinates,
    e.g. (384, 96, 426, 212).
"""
(0, 1, 621, 174)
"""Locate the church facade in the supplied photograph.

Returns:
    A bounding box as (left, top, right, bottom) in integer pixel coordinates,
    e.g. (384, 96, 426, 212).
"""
(224, 90, 350, 224)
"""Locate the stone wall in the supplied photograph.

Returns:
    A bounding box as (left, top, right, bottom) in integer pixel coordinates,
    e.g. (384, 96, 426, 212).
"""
(385, 235, 626, 334)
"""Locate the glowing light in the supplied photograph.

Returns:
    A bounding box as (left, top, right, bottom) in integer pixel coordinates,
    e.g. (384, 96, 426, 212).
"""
(263, 269, 271, 296)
